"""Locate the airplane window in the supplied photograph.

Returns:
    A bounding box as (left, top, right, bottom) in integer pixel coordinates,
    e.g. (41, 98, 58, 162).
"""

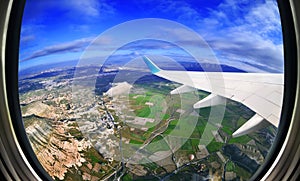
(19, 0, 283, 180)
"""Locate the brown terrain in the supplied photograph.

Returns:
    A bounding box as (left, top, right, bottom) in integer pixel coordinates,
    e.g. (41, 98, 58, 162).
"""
(23, 101, 92, 180)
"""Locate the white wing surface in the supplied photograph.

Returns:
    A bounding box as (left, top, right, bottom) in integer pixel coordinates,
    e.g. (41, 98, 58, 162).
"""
(143, 56, 284, 137)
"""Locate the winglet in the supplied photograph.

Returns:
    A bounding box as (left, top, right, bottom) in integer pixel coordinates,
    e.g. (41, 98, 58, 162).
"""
(143, 56, 161, 74)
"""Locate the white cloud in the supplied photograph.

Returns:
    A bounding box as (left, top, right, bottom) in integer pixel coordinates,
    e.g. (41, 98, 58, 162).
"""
(67, 0, 115, 18)
(20, 35, 35, 43)
(22, 35, 115, 62)
(143, 0, 283, 72)
(22, 37, 95, 62)
(198, 0, 283, 72)
(68, 0, 100, 17)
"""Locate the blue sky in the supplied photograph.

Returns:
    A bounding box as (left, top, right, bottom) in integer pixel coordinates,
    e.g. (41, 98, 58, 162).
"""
(19, 0, 283, 72)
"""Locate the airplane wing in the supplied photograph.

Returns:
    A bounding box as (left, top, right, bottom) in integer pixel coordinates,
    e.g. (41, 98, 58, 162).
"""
(143, 56, 284, 137)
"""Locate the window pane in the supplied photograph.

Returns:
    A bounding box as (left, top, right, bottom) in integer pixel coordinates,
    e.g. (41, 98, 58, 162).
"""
(19, 0, 283, 180)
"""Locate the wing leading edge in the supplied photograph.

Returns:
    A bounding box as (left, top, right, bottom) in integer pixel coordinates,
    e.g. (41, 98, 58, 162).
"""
(143, 56, 284, 137)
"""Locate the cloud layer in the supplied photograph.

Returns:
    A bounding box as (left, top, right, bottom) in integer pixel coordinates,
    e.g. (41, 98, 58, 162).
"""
(199, 0, 283, 72)
(20, 0, 283, 72)
(21, 38, 94, 62)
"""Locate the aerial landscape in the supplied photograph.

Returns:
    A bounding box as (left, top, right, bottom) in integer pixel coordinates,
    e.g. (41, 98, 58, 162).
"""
(19, 62, 277, 180)
(19, 0, 283, 180)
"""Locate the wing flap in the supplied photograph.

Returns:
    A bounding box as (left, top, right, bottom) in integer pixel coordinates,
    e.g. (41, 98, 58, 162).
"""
(232, 114, 269, 137)
(193, 94, 226, 109)
(170, 85, 196, 94)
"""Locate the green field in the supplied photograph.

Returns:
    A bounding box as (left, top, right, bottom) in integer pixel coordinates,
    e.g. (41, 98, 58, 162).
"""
(228, 135, 252, 144)
(119, 83, 264, 180)
(131, 92, 167, 120)
(146, 136, 170, 153)
(206, 140, 224, 153)
(129, 139, 144, 144)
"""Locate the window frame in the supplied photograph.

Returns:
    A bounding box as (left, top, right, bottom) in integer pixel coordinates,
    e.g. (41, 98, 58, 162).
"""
(0, 0, 299, 180)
